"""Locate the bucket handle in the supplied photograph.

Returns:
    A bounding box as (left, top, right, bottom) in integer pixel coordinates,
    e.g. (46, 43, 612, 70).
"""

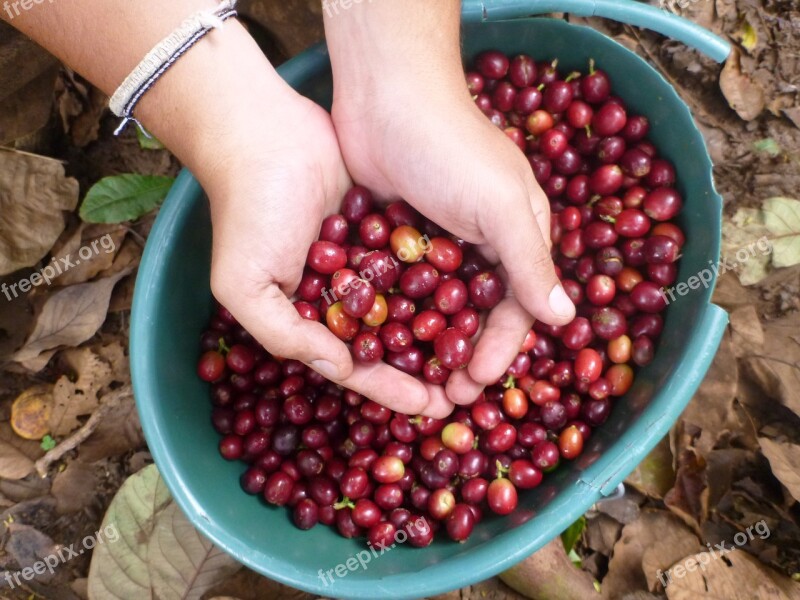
(461, 0, 731, 63)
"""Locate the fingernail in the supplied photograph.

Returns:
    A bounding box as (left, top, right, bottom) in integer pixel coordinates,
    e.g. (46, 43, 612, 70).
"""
(311, 359, 341, 380)
(549, 284, 575, 319)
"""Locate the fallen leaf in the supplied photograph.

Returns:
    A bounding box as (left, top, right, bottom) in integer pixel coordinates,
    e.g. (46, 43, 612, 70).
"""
(201, 567, 315, 600)
(602, 510, 698, 599)
(720, 48, 765, 121)
(762, 197, 800, 268)
(55, 70, 107, 148)
(626, 436, 676, 499)
(0, 421, 46, 462)
(737, 19, 758, 52)
(664, 549, 800, 599)
(10, 384, 53, 440)
(148, 502, 241, 600)
(79, 174, 175, 224)
(584, 514, 623, 556)
(136, 126, 165, 151)
(664, 449, 708, 534)
(0, 148, 80, 276)
(0, 438, 35, 479)
(641, 518, 703, 591)
(740, 316, 800, 419)
(49, 347, 114, 437)
(676, 331, 740, 456)
(758, 438, 800, 503)
(0, 23, 60, 143)
(722, 208, 771, 285)
(48, 223, 126, 286)
(4, 523, 59, 579)
(87, 464, 172, 599)
(51, 460, 98, 514)
(729, 305, 765, 358)
(753, 138, 782, 158)
(11, 269, 130, 365)
(88, 464, 239, 600)
(78, 390, 143, 462)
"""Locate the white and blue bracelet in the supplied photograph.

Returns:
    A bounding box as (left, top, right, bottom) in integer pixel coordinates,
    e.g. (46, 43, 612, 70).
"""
(109, 0, 238, 135)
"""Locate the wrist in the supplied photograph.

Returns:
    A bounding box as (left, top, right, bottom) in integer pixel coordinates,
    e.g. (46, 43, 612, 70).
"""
(132, 21, 298, 188)
(324, 0, 467, 109)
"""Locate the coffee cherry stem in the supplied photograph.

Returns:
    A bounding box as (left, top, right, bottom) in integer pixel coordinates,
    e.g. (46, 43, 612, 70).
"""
(495, 459, 509, 479)
(502, 375, 516, 390)
(334, 497, 355, 510)
(218, 337, 231, 355)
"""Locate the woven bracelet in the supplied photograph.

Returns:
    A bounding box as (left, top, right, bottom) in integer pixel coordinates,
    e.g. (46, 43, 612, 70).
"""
(109, 0, 238, 135)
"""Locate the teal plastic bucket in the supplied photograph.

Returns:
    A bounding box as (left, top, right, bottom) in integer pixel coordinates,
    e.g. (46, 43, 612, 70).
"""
(131, 1, 730, 598)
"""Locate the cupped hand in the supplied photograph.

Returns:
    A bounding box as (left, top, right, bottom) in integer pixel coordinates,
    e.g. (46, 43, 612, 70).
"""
(331, 78, 576, 405)
(201, 84, 453, 418)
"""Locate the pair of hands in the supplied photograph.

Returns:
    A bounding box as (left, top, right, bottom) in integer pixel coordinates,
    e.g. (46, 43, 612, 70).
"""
(204, 25, 575, 419)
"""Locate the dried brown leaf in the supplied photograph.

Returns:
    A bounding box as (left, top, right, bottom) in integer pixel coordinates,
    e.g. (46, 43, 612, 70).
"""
(51, 460, 98, 514)
(664, 450, 708, 534)
(758, 438, 800, 503)
(48, 223, 126, 286)
(677, 331, 739, 456)
(642, 519, 703, 592)
(49, 347, 114, 437)
(626, 436, 675, 500)
(0, 149, 79, 276)
(720, 48, 765, 121)
(0, 437, 35, 479)
(740, 316, 800, 418)
(584, 514, 623, 556)
(0, 23, 59, 143)
(11, 269, 130, 365)
(0, 421, 44, 464)
(729, 305, 765, 357)
(55, 70, 108, 147)
(664, 549, 800, 599)
(79, 390, 144, 462)
(4, 522, 59, 579)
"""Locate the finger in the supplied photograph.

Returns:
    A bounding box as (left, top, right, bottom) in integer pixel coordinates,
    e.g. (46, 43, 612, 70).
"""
(467, 295, 533, 386)
(337, 362, 434, 415)
(445, 367, 486, 406)
(231, 285, 355, 381)
(529, 184, 552, 250)
(419, 383, 456, 419)
(484, 201, 575, 327)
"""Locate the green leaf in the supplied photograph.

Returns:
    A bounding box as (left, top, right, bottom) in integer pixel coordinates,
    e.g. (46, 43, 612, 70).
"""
(568, 548, 583, 568)
(136, 126, 165, 151)
(40, 435, 56, 451)
(762, 197, 800, 268)
(79, 174, 174, 224)
(561, 515, 586, 554)
(753, 138, 781, 157)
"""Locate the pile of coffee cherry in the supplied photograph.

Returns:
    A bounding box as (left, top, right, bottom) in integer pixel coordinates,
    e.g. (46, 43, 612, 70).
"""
(196, 50, 683, 547)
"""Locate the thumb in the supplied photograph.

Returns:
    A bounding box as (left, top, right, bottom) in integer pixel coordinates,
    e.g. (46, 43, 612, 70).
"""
(232, 286, 354, 381)
(485, 199, 575, 327)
